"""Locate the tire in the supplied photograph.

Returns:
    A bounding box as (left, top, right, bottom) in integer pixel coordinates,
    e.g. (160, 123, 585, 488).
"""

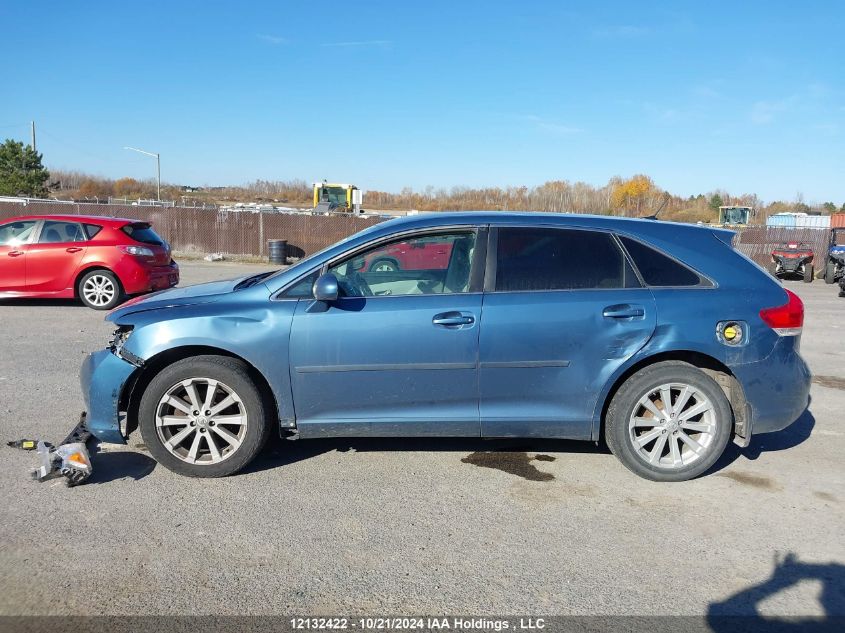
(825, 260, 836, 284)
(78, 270, 123, 310)
(604, 361, 733, 482)
(138, 355, 271, 477)
(803, 263, 814, 283)
(370, 258, 399, 273)
(767, 261, 778, 278)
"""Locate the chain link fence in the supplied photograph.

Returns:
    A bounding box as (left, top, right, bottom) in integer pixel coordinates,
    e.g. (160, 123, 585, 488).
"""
(734, 226, 831, 267)
(0, 199, 385, 259)
(0, 199, 836, 267)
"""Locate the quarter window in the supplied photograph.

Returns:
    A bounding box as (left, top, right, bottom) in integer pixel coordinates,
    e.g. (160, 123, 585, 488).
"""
(618, 236, 703, 287)
(83, 223, 103, 239)
(495, 227, 640, 291)
(38, 221, 86, 243)
(328, 231, 477, 297)
(282, 271, 320, 298)
(0, 220, 38, 246)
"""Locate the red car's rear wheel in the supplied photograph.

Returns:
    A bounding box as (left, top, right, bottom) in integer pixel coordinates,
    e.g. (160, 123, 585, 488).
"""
(78, 270, 123, 310)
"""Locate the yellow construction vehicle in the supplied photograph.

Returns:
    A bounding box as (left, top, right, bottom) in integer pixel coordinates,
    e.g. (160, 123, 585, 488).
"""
(313, 181, 362, 213)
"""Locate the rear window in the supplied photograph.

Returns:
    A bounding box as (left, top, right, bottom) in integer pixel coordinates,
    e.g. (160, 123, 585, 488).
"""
(122, 222, 164, 245)
(495, 227, 641, 291)
(619, 236, 704, 287)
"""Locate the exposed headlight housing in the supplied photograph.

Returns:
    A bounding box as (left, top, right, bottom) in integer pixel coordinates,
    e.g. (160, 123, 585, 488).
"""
(109, 326, 143, 366)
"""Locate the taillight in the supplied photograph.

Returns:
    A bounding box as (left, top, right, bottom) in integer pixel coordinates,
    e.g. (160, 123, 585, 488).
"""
(759, 289, 803, 336)
(118, 245, 154, 257)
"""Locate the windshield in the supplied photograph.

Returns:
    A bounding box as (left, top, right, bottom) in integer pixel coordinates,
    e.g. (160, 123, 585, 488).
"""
(721, 208, 748, 224)
(319, 186, 348, 206)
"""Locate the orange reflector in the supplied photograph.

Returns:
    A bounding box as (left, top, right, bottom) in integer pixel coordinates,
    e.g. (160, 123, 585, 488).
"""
(67, 452, 89, 465)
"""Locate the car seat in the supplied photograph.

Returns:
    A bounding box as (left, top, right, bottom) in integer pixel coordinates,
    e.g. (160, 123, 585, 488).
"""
(43, 228, 62, 243)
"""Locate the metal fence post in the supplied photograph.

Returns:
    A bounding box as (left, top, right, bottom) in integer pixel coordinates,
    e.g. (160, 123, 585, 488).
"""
(259, 211, 265, 258)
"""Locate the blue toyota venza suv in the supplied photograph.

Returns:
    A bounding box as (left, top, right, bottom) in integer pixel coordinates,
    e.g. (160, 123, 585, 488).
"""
(81, 213, 811, 481)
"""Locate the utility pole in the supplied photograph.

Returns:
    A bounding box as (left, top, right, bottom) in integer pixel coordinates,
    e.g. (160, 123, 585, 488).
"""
(31, 121, 36, 152)
(123, 146, 161, 200)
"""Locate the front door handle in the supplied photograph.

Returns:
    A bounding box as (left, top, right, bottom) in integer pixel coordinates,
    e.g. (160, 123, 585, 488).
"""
(66, 247, 83, 253)
(432, 311, 475, 327)
(603, 304, 645, 319)
(7, 250, 24, 257)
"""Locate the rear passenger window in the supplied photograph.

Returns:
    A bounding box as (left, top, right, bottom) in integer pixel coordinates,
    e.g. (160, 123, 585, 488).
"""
(38, 221, 85, 243)
(83, 223, 103, 239)
(495, 228, 640, 291)
(619, 236, 704, 287)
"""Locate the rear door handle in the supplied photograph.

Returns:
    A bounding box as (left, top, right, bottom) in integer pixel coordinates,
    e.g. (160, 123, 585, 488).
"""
(603, 304, 645, 319)
(432, 311, 475, 327)
(7, 250, 24, 257)
(66, 247, 83, 253)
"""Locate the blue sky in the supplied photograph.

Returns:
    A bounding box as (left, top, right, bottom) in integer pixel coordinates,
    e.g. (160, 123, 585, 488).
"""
(1, 1, 843, 203)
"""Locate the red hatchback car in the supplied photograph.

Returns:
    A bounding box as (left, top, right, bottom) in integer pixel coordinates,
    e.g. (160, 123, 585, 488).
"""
(0, 214, 179, 309)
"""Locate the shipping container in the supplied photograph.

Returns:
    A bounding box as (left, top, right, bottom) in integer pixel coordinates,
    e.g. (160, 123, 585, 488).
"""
(766, 213, 831, 229)
(767, 213, 796, 227)
(794, 214, 831, 229)
(831, 213, 845, 228)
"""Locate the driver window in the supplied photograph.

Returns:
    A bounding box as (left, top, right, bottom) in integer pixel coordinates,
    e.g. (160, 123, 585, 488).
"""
(328, 231, 476, 297)
(0, 220, 38, 246)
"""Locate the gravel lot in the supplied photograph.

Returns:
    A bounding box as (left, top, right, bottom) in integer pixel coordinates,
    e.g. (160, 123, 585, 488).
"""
(0, 260, 842, 618)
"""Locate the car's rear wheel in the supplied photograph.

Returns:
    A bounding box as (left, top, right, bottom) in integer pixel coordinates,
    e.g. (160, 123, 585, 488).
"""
(139, 356, 271, 477)
(371, 258, 399, 272)
(825, 260, 836, 284)
(803, 263, 814, 283)
(605, 362, 732, 482)
(78, 270, 123, 310)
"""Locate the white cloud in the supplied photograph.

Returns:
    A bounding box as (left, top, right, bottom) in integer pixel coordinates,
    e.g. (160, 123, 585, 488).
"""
(257, 34, 288, 45)
(592, 25, 650, 38)
(320, 40, 392, 48)
(520, 115, 584, 136)
(750, 97, 795, 124)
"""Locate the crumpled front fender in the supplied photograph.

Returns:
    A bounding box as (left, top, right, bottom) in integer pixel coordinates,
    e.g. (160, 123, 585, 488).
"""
(80, 349, 138, 444)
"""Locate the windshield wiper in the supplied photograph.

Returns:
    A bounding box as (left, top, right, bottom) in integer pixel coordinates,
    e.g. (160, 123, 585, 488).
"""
(235, 272, 273, 290)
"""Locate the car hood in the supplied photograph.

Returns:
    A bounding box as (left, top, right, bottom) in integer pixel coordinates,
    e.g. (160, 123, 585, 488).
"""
(107, 275, 251, 321)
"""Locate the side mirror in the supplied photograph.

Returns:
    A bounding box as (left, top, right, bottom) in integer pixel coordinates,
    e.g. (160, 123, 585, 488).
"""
(313, 273, 339, 302)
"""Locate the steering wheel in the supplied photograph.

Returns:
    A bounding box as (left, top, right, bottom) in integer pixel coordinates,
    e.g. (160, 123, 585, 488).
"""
(339, 271, 372, 297)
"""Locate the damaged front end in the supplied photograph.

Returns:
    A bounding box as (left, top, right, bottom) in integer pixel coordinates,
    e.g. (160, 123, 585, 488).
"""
(79, 326, 143, 444)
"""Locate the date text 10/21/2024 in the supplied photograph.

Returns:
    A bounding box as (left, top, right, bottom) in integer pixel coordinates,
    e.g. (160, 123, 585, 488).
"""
(290, 618, 546, 631)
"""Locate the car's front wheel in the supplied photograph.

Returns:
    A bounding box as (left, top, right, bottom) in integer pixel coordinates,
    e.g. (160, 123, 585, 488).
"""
(605, 361, 732, 482)
(139, 356, 271, 477)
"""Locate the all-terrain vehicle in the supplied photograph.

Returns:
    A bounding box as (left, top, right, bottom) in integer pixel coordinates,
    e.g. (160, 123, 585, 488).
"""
(769, 242, 815, 283)
(824, 227, 845, 285)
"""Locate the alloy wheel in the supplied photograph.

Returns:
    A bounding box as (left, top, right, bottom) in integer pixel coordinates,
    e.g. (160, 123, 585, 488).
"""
(82, 275, 116, 307)
(627, 382, 718, 470)
(155, 377, 249, 465)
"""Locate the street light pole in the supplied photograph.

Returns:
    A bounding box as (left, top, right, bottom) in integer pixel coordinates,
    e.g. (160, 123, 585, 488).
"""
(124, 146, 161, 200)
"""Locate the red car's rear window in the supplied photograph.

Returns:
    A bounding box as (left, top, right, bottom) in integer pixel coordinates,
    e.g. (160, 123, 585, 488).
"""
(121, 222, 165, 245)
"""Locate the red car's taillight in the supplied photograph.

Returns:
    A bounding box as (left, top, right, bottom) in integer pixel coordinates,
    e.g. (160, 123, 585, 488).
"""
(118, 245, 155, 257)
(759, 289, 804, 336)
